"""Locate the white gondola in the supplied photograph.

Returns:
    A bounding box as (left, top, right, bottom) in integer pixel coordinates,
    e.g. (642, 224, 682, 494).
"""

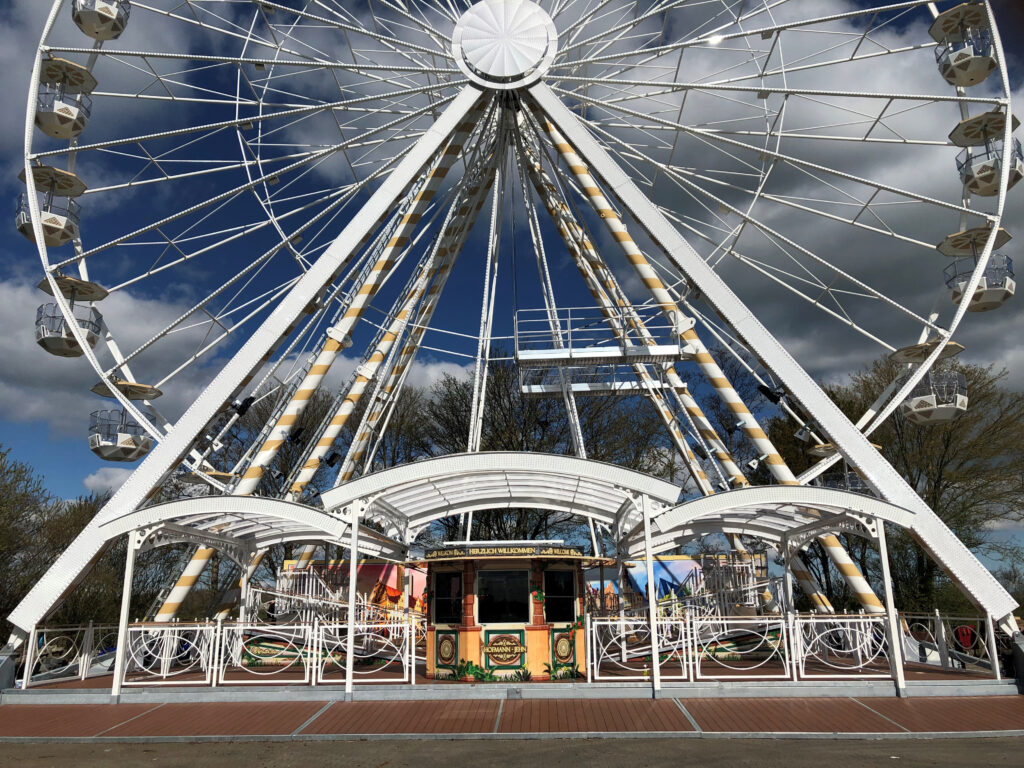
(930, 2, 997, 87)
(945, 254, 1015, 311)
(71, 0, 130, 40)
(819, 472, 872, 496)
(88, 409, 152, 462)
(900, 371, 969, 425)
(957, 137, 1024, 197)
(35, 302, 101, 358)
(15, 192, 80, 247)
(35, 58, 96, 139)
(17, 165, 85, 248)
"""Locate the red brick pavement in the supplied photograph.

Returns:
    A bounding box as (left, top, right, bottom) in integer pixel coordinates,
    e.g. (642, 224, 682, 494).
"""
(0, 696, 1021, 738)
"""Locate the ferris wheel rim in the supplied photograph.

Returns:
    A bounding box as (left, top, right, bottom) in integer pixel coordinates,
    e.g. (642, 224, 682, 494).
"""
(21, 0, 1017, 488)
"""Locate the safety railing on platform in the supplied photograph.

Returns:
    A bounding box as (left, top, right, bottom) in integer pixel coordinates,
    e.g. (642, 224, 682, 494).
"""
(316, 619, 415, 685)
(123, 623, 217, 687)
(792, 614, 891, 679)
(219, 621, 316, 685)
(689, 615, 790, 680)
(586, 615, 655, 682)
(19, 622, 118, 688)
(13, 609, 1003, 690)
(900, 611, 1003, 679)
(588, 613, 898, 682)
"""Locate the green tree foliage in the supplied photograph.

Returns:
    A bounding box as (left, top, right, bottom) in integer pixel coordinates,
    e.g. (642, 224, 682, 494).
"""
(0, 450, 186, 633)
(767, 358, 1024, 612)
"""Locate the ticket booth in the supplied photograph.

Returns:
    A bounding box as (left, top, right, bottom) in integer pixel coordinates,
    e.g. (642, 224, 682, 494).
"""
(424, 544, 595, 681)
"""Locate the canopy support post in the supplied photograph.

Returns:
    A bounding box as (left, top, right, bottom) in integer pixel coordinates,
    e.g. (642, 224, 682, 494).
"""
(875, 517, 907, 697)
(111, 529, 141, 698)
(641, 494, 661, 694)
(345, 503, 363, 695)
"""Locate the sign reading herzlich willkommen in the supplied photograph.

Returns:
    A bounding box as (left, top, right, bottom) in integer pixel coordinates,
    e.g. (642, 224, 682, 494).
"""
(425, 544, 585, 560)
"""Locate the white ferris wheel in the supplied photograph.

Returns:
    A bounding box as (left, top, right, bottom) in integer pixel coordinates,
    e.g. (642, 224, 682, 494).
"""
(10, 0, 1022, 634)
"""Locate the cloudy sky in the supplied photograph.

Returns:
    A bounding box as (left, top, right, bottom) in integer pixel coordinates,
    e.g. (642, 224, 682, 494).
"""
(2, 0, 1023, 520)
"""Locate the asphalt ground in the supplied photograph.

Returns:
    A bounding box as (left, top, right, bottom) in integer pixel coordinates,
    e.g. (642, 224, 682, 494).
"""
(1, 737, 1022, 768)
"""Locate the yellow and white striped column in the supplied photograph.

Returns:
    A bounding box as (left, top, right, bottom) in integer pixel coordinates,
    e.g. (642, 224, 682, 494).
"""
(522, 139, 751, 490)
(539, 115, 880, 614)
(286, 255, 440, 501)
(285, 239, 451, 571)
(337, 168, 496, 482)
(154, 546, 214, 621)
(157, 109, 486, 621)
(529, 158, 832, 610)
(235, 113, 480, 497)
(213, 550, 266, 620)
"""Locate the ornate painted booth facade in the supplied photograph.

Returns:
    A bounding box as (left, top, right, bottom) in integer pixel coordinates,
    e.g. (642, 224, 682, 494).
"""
(425, 544, 597, 680)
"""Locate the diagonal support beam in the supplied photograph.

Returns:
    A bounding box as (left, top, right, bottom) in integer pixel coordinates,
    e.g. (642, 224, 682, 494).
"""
(528, 82, 1017, 630)
(5, 85, 487, 638)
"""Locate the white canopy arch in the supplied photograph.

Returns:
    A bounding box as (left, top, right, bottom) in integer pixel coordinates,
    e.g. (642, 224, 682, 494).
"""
(632, 485, 1017, 631)
(97, 495, 407, 561)
(320, 451, 682, 541)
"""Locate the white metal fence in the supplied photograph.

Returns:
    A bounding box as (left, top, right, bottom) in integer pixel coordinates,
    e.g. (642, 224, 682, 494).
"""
(15, 609, 1005, 690)
(19, 623, 119, 688)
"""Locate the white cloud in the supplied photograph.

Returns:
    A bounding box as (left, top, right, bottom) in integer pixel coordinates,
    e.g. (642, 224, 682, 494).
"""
(82, 466, 132, 494)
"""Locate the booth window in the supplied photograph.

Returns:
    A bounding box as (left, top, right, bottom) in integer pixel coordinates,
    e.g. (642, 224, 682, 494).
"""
(478, 570, 529, 623)
(434, 571, 462, 624)
(544, 570, 575, 623)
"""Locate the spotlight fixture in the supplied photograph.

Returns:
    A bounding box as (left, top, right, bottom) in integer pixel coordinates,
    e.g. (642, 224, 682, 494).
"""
(757, 384, 786, 404)
(747, 453, 770, 471)
(794, 423, 815, 443)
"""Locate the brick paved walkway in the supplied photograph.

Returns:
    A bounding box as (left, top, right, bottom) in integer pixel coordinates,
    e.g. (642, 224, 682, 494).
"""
(0, 696, 1021, 740)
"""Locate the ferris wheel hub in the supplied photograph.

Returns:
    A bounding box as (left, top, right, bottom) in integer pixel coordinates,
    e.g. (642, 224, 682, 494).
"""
(453, 0, 557, 90)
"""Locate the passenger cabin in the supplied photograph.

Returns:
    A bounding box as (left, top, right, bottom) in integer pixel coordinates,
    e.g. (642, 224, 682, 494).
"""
(89, 408, 152, 462)
(945, 253, 1015, 311)
(72, 0, 131, 41)
(16, 165, 86, 248)
(900, 371, 969, 426)
(35, 273, 107, 357)
(930, 2, 997, 87)
(35, 57, 96, 140)
(35, 302, 101, 358)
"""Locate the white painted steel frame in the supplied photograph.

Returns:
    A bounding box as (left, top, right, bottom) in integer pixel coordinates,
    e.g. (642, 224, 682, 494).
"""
(527, 83, 1018, 633)
(7, 86, 483, 639)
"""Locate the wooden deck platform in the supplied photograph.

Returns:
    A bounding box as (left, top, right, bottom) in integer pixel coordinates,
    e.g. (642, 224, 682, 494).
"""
(0, 696, 1021, 740)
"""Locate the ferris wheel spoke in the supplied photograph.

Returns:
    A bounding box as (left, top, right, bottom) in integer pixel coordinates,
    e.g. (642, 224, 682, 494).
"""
(642, 163, 947, 333)
(27, 80, 454, 163)
(555, 75, 1004, 110)
(555, 86, 988, 219)
(257, 0, 452, 62)
(58, 93, 458, 272)
(149, 279, 303, 391)
(555, 0, 936, 67)
(47, 46, 460, 76)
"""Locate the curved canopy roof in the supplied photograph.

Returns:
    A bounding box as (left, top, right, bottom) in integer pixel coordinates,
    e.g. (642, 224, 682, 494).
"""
(623, 485, 906, 556)
(321, 452, 683, 541)
(624, 485, 1016, 627)
(97, 495, 407, 562)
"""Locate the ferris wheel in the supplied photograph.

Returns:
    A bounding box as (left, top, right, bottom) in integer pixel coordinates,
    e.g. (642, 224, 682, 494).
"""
(14, 0, 1021, 628)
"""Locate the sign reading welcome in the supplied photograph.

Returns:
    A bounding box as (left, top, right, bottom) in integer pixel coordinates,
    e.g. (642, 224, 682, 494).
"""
(425, 544, 585, 560)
